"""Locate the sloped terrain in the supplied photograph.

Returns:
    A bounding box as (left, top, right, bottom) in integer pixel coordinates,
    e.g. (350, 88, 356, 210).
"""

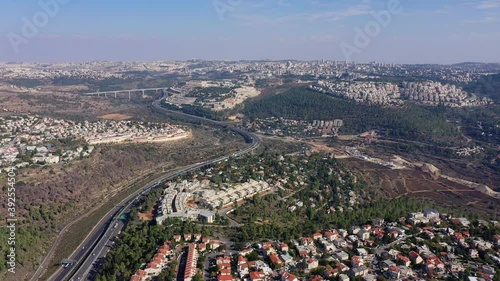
(0, 127, 245, 280)
(345, 158, 500, 218)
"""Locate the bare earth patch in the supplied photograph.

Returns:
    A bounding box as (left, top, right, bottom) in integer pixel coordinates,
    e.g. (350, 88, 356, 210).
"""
(0, 90, 140, 117)
(344, 158, 500, 218)
(99, 113, 133, 120)
(138, 208, 154, 221)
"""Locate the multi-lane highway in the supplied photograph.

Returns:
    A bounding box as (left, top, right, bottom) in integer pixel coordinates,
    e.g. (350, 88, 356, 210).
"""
(44, 93, 260, 281)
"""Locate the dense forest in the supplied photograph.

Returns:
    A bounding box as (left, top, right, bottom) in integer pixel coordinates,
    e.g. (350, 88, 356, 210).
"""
(230, 190, 487, 245)
(231, 197, 437, 243)
(445, 105, 500, 145)
(160, 101, 242, 121)
(243, 88, 463, 146)
(464, 73, 500, 102)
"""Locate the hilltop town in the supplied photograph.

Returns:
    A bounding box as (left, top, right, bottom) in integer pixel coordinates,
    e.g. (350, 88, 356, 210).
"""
(0, 115, 188, 168)
(1, 61, 494, 87)
(310, 81, 492, 107)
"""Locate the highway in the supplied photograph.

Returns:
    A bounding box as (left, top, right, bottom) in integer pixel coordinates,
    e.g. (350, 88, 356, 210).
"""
(45, 93, 260, 281)
(82, 87, 173, 96)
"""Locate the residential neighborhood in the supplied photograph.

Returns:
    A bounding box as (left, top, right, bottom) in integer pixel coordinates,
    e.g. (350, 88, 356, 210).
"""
(310, 81, 493, 107)
(0, 115, 188, 168)
(129, 208, 500, 281)
(243, 117, 344, 138)
(155, 179, 271, 225)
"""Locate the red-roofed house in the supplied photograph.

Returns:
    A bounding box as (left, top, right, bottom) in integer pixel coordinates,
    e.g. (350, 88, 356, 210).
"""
(423, 230, 435, 239)
(453, 232, 465, 242)
(129, 275, 143, 281)
(301, 237, 314, 246)
(262, 242, 273, 250)
(217, 256, 232, 266)
(313, 232, 323, 240)
(152, 252, 165, 261)
(307, 258, 319, 270)
(184, 244, 199, 281)
(238, 255, 247, 265)
(351, 256, 363, 267)
(298, 249, 309, 257)
(388, 266, 400, 279)
(409, 251, 423, 265)
(398, 255, 411, 267)
(324, 268, 339, 279)
(247, 261, 257, 268)
(219, 268, 231, 276)
(281, 272, 299, 281)
(324, 231, 339, 241)
(198, 243, 207, 252)
(375, 230, 385, 239)
(129, 276, 140, 281)
(151, 256, 164, 266)
(336, 263, 349, 272)
(173, 235, 181, 242)
(240, 248, 253, 256)
(194, 233, 202, 241)
(144, 262, 161, 275)
(211, 240, 221, 250)
(250, 271, 265, 281)
(158, 244, 171, 256)
(388, 231, 399, 239)
(269, 254, 283, 266)
(217, 274, 234, 281)
(425, 256, 445, 274)
(130, 270, 147, 281)
(494, 234, 500, 246)
(310, 275, 324, 281)
(238, 262, 249, 277)
(219, 263, 231, 270)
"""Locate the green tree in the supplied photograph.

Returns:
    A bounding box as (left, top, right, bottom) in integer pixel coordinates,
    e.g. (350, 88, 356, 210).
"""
(193, 273, 203, 281)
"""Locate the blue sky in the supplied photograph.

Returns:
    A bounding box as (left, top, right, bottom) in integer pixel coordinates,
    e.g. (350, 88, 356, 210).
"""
(0, 0, 499, 63)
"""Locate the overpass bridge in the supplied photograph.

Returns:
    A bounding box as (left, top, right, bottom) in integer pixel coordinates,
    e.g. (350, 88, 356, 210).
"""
(82, 87, 182, 100)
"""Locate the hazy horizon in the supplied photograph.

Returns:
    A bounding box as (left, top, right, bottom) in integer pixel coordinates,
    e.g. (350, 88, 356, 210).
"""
(2, 59, 500, 66)
(1, 0, 499, 64)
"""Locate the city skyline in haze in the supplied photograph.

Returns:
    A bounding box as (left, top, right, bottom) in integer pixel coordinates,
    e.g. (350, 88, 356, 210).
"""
(1, 0, 499, 64)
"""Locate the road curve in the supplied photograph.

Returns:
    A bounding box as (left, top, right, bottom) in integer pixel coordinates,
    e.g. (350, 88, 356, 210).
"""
(39, 93, 260, 281)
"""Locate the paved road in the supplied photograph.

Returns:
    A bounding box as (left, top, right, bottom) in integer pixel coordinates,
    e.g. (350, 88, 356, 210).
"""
(49, 174, 174, 281)
(202, 250, 239, 281)
(217, 206, 242, 227)
(41, 92, 260, 281)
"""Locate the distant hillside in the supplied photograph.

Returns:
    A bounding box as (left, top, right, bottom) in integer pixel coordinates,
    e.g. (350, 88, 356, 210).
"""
(453, 62, 500, 67)
(243, 87, 462, 146)
(464, 73, 500, 102)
